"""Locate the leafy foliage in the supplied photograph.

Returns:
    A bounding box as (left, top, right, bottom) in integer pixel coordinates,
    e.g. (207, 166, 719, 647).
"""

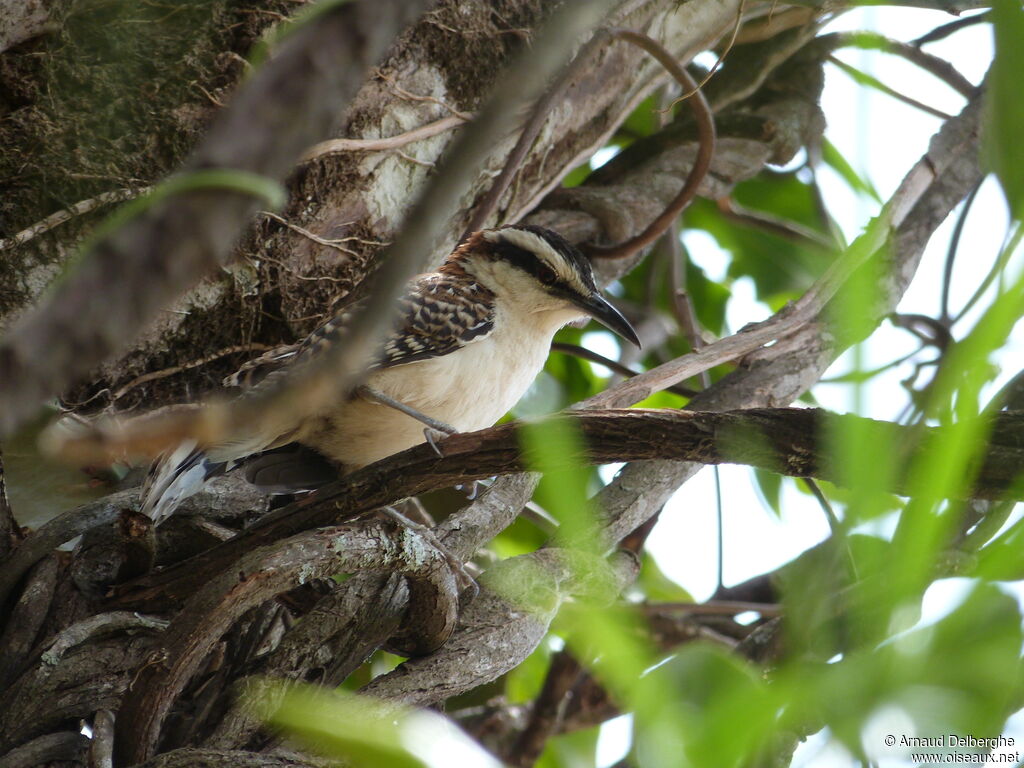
(987, 0, 1024, 218)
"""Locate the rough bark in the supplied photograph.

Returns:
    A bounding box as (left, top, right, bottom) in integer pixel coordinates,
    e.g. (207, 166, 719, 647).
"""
(0, 0, 442, 435)
(0, 0, 993, 766)
(1, 0, 764, 418)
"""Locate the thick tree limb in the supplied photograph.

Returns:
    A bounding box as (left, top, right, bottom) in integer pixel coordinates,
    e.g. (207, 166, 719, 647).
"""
(95, 406, 1024, 615)
(39, 612, 169, 666)
(0, 628, 158, 755)
(0, 477, 269, 609)
(114, 518, 462, 764)
(0, 555, 58, 689)
(89, 708, 115, 768)
(203, 572, 408, 751)
(0, 0, 50, 54)
(135, 748, 325, 768)
(0, 453, 16, 558)
(202, 472, 544, 751)
(0, 730, 90, 768)
(361, 549, 639, 706)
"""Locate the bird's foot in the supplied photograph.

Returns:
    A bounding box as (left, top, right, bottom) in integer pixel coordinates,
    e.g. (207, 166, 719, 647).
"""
(454, 475, 496, 500)
(381, 506, 478, 601)
(423, 426, 454, 458)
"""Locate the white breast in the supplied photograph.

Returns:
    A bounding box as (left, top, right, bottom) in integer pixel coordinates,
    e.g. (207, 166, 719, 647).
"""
(304, 303, 581, 468)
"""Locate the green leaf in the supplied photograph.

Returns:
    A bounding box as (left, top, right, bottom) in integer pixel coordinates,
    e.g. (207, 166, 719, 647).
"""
(505, 641, 555, 704)
(620, 93, 661, 139)
(491, 512, 550, 559)
(732, 170, 827, 229)
(634, 388, 689, 409)
(821, 137, 882, 203)
(792, 583, 1023, 753)
(253, 681, 506, 768)
(251, 684, 428, 768)
(546, 329, 606, 404)
(987, 0, 1024, 219)
(636, 552, 693, 603)
(753, 468, 783, 518)
(646, 645, 776, 768)
(536, 725, 602, 768)
(829, 55, 949, 122)
(973, 504, 1024, 581)
(685, 174, 833, 303)
(519, 416, 597, 550)
(684, 259, 731, 336)
(923, 584, 1022, 732)
(561, 162, 592, 189)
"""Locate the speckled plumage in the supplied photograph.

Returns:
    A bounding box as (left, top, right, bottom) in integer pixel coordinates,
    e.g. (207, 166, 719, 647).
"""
(224, 273, 495, 387)
(141, 225, 636, 524)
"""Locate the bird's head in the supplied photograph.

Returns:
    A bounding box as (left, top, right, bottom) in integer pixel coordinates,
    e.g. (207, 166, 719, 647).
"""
(448, 225, 640, 347)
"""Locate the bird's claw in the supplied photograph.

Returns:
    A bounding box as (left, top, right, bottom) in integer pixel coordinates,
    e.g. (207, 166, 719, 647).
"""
(454, 475, 496, 500)
(423, 427, 452, 458)
(454, 481, 479, 500)
(381, 507, 478, 600)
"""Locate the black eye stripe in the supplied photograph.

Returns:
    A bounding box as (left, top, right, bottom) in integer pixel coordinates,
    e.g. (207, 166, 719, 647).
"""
(515, 225, 597, 289)
(491, 241, 560, 284)
(489, 226, 600, 294)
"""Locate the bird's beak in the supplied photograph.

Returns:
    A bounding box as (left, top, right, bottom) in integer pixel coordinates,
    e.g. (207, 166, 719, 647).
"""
(574, 293, 641, 348)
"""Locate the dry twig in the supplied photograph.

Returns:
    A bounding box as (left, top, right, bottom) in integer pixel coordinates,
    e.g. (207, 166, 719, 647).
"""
(302, 115, 468, 163)
(587, 28, 716, 259)
(579, 91, 975, 410)
(0, 187, 151, 252)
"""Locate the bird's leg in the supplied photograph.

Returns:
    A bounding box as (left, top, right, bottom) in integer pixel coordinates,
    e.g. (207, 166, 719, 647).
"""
(356, 385, 457, 457)
(358, 386, 484, 497)
(381, 506, 479, 601)
(421, 427, 451, 458)
(356, 385, 457, 433)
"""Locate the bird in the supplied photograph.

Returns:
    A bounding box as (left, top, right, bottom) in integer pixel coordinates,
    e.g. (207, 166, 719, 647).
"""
(140, 224, 640, 525)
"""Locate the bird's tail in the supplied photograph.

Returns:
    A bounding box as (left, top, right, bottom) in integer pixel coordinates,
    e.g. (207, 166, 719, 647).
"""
(140, 441, 227, 525)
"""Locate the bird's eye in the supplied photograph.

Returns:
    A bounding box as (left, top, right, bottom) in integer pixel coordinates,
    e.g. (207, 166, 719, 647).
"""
(538, 265, 557, 285)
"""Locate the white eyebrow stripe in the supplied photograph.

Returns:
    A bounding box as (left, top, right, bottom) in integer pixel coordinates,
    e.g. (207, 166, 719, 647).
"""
(483, 228, 577, 283)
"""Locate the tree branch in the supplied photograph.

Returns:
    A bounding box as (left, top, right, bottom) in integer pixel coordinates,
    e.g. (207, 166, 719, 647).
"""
(361, 549, 639, 706)
(0, 731, 90, 768)
(581, 87, 978, 410)
(97, 406, 1024, 615)
(0, 452, 17, 558)
(506, 650, 583, 767)
(594, 83, 985, 544)
(301, 115, 468, 162)
(135, 748, 325, 768)
(114, 518, 461, 765)
(0, 555, 58, 689)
